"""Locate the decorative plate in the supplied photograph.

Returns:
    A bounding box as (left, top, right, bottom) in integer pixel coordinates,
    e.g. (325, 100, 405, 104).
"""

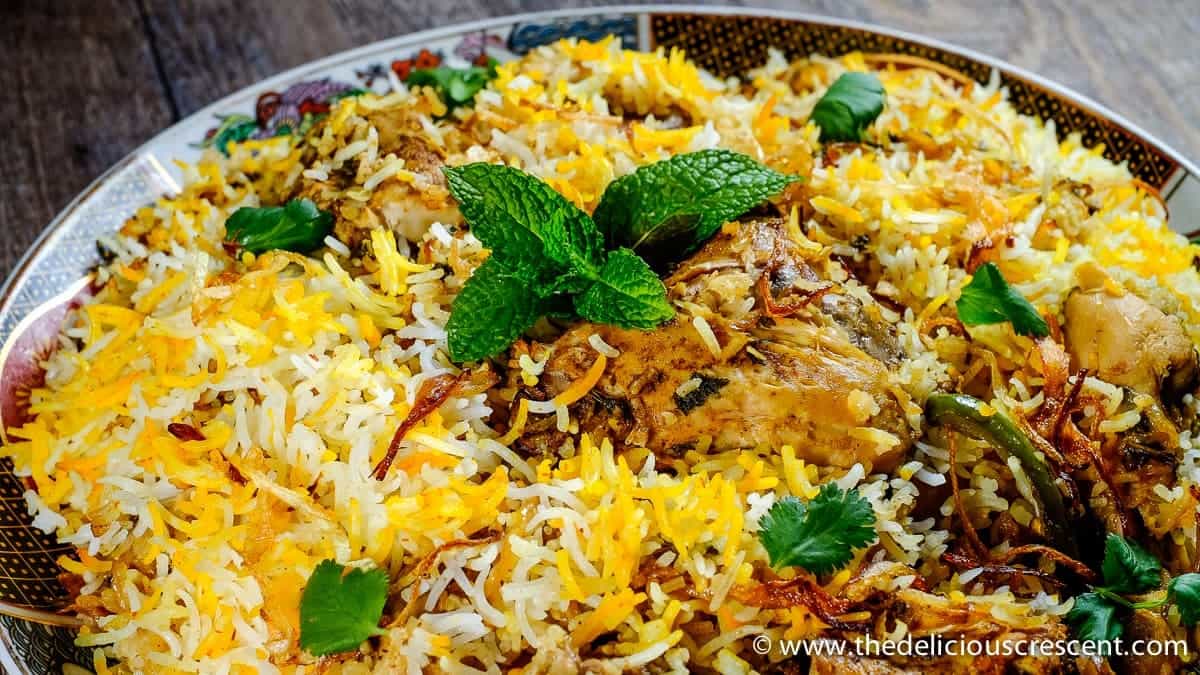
(1, 6, 1198, 673)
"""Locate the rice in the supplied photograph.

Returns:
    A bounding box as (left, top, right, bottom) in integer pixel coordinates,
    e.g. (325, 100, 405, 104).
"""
(691, 315, 721, 356)
(4, 35, 1198, 674)
(586, 333, 619, 357)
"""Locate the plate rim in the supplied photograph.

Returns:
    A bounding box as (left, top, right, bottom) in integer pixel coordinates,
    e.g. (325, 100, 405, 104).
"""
(1, 4, 1198, 671)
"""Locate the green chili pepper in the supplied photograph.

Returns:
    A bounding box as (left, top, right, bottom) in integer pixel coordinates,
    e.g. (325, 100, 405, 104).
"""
(926, 393, 1076, 557)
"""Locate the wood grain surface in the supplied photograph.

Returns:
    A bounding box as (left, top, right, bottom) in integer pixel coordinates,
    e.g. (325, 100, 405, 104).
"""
(2, 0, 1197, 280)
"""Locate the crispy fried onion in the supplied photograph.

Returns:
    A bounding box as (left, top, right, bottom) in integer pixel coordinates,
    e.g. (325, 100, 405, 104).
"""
(372, 372, 469, 479)
(756, 273, 834, 317)
(947, 431, 989, 561)
(388, 533, 502, 628)
(941, 552, 1066, 589)
(993, 544, 1099, 584)
(1028, 336, 1131, 535)
(731, 576, 862, 630)
(920, 315, 966, 339)
(756, 239, 834, 317)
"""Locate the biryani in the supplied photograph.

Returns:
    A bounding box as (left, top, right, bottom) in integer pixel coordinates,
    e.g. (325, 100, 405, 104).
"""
(6, 37, 1200, 674)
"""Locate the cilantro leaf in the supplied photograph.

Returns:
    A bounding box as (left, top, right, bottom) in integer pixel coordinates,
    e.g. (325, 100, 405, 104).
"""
(574, 248, 674, 329)
(1169, 573, 1200, 625)
(1066, 592, 1123, 643)
(224, 198, 334, 254)
(955, 262, 1049, 337)
(593, 149, 799, 269)
(447, 256, 548, 362)
(1101, 533, 1162, 594)
(811, 72, 886, 143)
(757, 483, 877, 575)
(299, 560, 389, 656)
(407, 62, 496, 108)
(443, 164, 604, 273)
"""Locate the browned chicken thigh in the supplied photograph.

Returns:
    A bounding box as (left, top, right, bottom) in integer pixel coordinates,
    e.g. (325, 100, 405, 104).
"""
(510, 217, 916, 470)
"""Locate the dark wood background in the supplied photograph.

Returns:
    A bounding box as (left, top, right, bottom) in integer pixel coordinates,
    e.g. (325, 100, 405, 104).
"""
(3, 1, 1197, 281)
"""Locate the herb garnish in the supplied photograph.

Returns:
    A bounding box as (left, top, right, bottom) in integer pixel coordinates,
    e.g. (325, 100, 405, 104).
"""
(224, 198, 334, 255)
(1066, 534, 1200, 643)
(757, 483, 878, 575)
(445, 256, 558, 362)
(443, 163, 671, 362)
(955, 262, 1050, 337)
(444, 151, 800, 362)
(299, 560, 389, 656)
(811, 72, 886, 143)
(407, 60, 498, 109)
(593, 149, 800, 269)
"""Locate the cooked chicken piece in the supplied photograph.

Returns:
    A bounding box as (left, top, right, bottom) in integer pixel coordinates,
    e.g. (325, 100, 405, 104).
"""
(293, 108, 459, 247)
(1063, 286, 1200, 563)
(512, 218, 914, 471)
(1117, 608, 1182, 674)
(821, 292, 905, 368)
(1064, 287, 1198, 401)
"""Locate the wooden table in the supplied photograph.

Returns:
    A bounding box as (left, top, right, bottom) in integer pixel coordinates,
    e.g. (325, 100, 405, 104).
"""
(2, 0, 1196, 280)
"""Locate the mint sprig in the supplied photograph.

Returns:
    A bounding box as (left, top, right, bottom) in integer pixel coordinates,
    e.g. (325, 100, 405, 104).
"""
(811, 72, 886, 143)
(593, 149, 799, 268)
(224, 198, 334, 255)
(441, 151, 796, 360)
(444, 164, 603, 274)
(574, 248, 675, 327)
(443, 152, 800, 362)
(445, 257, 553, 362)
(443, 163, 672, 362)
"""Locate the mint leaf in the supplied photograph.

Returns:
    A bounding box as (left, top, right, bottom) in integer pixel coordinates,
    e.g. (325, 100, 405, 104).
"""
(1066, 592, 1123, 643)
(757, 483, 877, 575)
(955, 262, 1049, 337)
(224, 198, 334, 254)
(1169, 573, 1200, 625)
(447, 257, 548, 362)
(299, 560, 389, 656)
(407, 62, 496, 108)
(1101, 534, 1162, 594)
(443, 164, 604, 273)
(574, 249, 674, 329)
(593, 149, 799, 269)
(811, 72, 886, 142)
